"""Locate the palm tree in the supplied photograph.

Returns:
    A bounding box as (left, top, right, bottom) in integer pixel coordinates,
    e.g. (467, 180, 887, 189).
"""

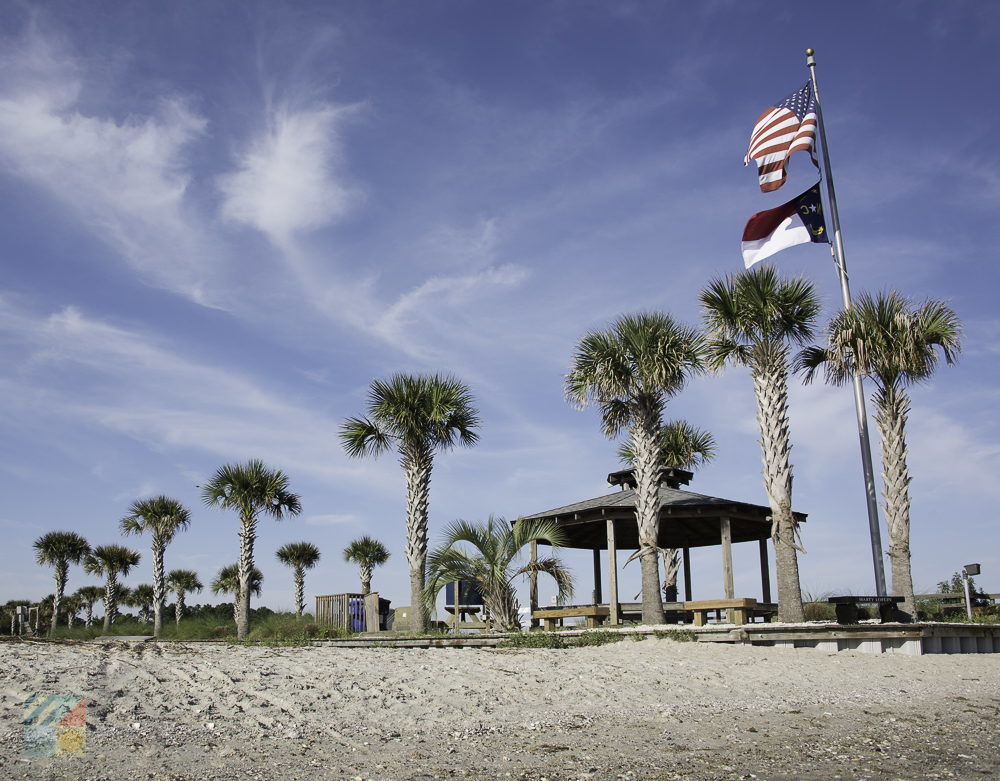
(166, 569, 203, 625)
(700, 266, 820, 622)
(33, 531, 91, 636)
(340, 374, 480, 633)
(617, 420, 717, 601)
(61, 592, 83, 629)
(123, 584, 155, 624)
(796, 292, 961, 618)
(202, 460, 301, 639)
(75, 586, 104, 628)
(211, 564, 263, 623)
(342, 536, 391, 595)
(275, 542, 321, 617)
(424, 516, 574, 632)
(83, 545, 141, 631)
(566, 312, 706, 624)
(121, 496, 192, 636)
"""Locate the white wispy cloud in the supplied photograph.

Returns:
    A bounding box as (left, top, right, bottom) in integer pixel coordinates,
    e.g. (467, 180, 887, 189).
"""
(0, 301, 395, 486)
(217, 106, 360, 246)
(0, 32, 218, 303)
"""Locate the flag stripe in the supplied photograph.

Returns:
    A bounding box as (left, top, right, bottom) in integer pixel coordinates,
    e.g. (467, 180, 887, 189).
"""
(744, 83, 819, 192)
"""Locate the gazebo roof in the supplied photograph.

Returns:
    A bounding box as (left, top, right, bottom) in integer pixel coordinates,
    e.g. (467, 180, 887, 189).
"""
(521, 481, 807, 551)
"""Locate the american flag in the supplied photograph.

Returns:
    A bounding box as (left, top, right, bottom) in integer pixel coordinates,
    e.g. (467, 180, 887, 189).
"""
(744, 82, 819, 193)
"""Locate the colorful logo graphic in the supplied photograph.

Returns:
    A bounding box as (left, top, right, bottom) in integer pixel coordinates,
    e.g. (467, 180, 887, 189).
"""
(22, 693, 87, 757)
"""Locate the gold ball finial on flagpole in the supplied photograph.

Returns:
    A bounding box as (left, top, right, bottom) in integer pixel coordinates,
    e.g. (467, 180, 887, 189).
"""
(805, 48, 814, 56)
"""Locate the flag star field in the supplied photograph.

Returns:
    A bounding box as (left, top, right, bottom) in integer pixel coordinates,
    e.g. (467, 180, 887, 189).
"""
(1, 2, 998, 612)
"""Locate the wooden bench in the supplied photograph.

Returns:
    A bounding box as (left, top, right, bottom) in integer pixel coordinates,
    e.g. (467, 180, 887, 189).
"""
(684, 598, 759, 626)
(828, 595, 905, 624)
(533, 605, 609, 630)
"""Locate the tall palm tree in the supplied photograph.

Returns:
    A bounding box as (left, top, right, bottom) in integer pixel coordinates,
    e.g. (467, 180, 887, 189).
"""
(121, 496, 192, 636)
(617, 420, 717, 601)
(202, 460, 301, 639)
(166, 569, 203, 625)
(796, 292, 961, 618)
(566, 312, 706, 624)
(75, 586, 105, 628)
(123, 584, 155, 624)
(211, 564, 263, 623)
(343, 536, 391, 595)
(340, 374, 480, 633)
(424, 516, 574, 632)
(275, 542, 321, 617)
(701, 266, 820, 622)
(33, 531, 91, 636)
(83, 545, 141, 631)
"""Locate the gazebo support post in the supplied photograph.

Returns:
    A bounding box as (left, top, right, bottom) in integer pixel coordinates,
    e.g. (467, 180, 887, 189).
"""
(721, 517, 735, 600)
(606, 519, 619, 625)
(592, 549, 603, 604)
(758, 538, 772, 603)
(529, 541, 539, 628)
(683, 547, 692, 601)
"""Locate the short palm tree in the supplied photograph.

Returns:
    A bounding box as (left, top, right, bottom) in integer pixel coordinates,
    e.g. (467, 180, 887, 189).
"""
(618, 420, 717, 601)
(33, 531, 91, 635)
(424, 516, 574, 632)
(701, 266, 820, 622)
(566, 312, 706, 624)
(75, 585, 105, 628)
(275, 542, 321, 617)
(796, 291, 961, 618)
(121, 496, 192, 636)
(211, 563, 263, 623)
(340, 374, 480, 633)
(83, 545, 142, 630)
(343, 536, 390, 595)
(202, 460, 301, 639)
(123, 584, 155, 624)
(61, 592, 82, 629)
(166, 569, 203, 625)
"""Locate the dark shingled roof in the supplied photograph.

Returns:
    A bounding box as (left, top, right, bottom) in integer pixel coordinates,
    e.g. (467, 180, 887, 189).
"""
(521, 483, 807, 551)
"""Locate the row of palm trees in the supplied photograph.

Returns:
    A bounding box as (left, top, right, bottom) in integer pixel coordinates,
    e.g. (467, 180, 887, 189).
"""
(32, 480, 393, 637)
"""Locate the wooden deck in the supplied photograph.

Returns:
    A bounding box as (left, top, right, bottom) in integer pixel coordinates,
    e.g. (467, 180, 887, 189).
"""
(532, 599, 778, 629)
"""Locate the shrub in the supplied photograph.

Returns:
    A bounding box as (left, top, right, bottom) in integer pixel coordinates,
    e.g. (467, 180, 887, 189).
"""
(652, 628, 696, 642)
(572, 630, 626, 648)
(498, 631, 565, 649)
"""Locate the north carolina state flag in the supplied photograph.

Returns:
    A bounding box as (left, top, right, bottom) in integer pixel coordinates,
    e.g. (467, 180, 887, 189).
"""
(741, 184, 828, 268)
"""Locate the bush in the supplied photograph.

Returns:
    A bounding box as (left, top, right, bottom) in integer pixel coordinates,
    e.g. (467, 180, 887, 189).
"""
(498, 631, 565, 649)
(652, 628, 696, 642)
(573, 630, 627, 648)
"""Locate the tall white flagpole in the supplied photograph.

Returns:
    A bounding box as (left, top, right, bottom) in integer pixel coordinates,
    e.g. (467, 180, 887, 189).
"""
(805, 47, 888, 596)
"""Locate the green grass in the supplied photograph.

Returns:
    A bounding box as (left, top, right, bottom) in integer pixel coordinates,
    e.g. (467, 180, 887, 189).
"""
(498, 627, 696, 649)
(44, 612, 351, 643)
(652, 628, 696, 642)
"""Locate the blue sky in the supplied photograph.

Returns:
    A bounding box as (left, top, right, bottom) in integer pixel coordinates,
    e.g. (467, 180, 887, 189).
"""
(3, 1, 998, 614)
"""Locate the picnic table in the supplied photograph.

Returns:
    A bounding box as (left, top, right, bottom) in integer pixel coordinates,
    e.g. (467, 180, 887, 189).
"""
(828, 595, 905, 624)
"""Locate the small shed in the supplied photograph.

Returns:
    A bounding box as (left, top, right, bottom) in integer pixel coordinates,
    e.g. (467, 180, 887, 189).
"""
(519, 466, 806, 622)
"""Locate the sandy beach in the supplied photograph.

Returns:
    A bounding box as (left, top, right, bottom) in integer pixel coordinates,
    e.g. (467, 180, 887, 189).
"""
(1, 637, 998, 780)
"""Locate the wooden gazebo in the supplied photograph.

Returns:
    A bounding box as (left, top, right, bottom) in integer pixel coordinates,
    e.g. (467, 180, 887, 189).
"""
(519, 467, 807, 624)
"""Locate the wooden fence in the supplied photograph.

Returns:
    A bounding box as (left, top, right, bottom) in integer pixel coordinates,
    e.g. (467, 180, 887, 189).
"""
(315, 593, 383, 632)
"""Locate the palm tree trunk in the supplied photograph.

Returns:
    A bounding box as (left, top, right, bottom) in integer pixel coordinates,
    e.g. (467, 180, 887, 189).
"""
(661, 549, 680, 601)
(485, 581, 521, 632)
(104, 577, 118, 631)
(876, 386, 915, 619)
(175, 590, 186, 625)
(51, 563, 68, 637)
(294, 567, 305, 617)
(85, 603, 93, 628)
(152, 538, 166, 637)
(404, 453, 433, 633)
(360, 565, 373, 596)
(237, 517, 257, 639)
(752, 360, 805, 622)
(631, 406, 665, 625)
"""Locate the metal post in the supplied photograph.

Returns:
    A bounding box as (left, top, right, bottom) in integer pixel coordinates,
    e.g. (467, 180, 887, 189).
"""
(962, 572, 974, 620)
(806, 47, 887, 596)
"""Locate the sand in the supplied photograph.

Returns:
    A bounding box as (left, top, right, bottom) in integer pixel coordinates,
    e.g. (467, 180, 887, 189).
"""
(1, 637, 998, 780)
